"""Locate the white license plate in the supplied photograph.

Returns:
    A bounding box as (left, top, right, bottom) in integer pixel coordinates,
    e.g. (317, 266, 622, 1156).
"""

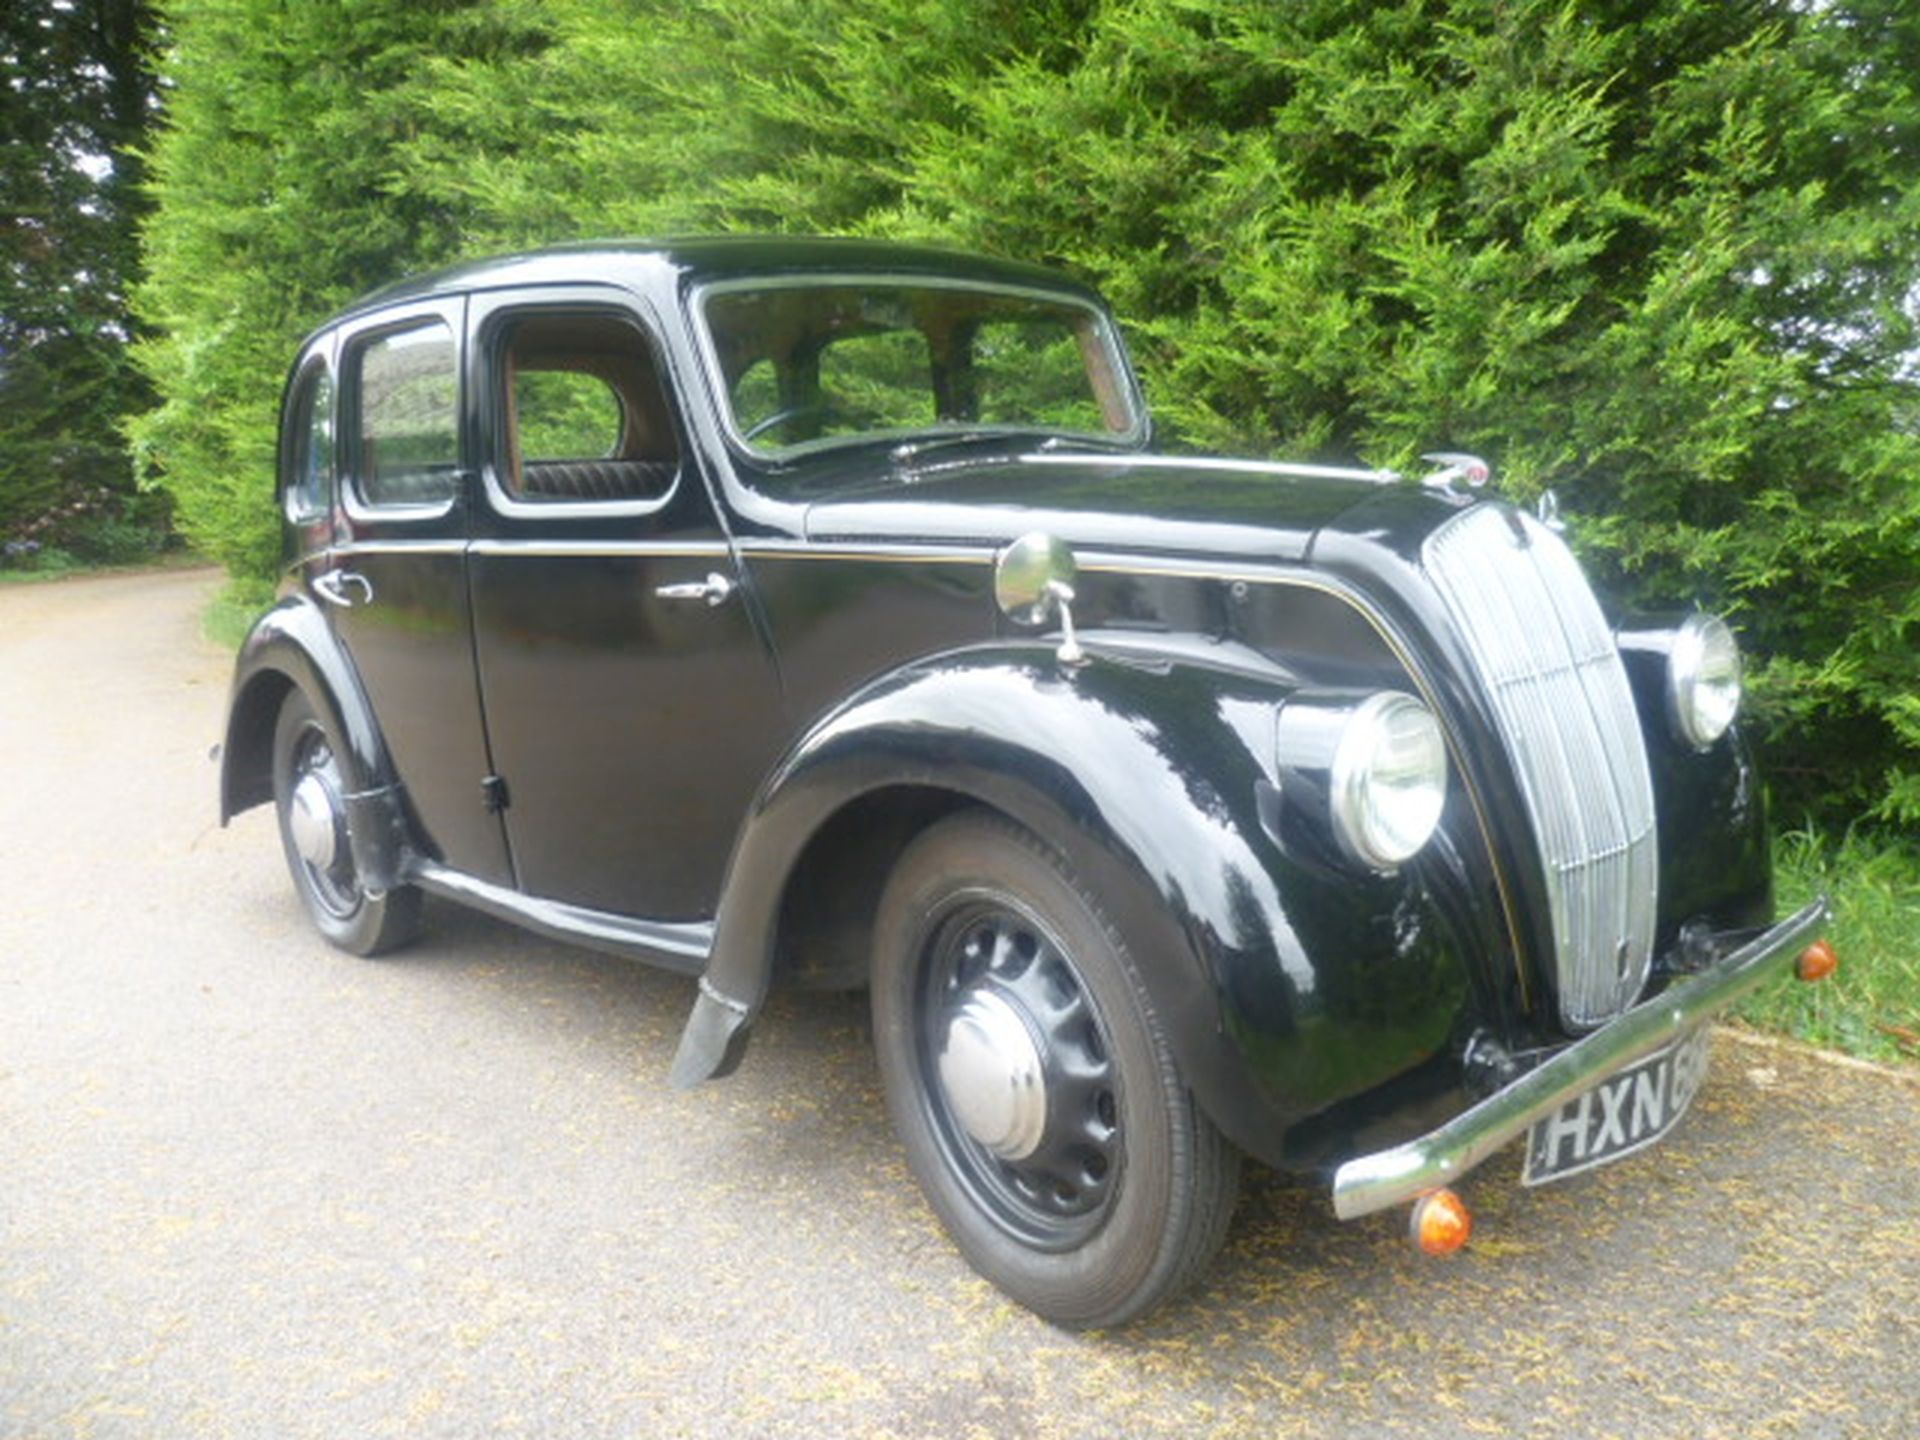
(1522, 1027, 1711, 1186)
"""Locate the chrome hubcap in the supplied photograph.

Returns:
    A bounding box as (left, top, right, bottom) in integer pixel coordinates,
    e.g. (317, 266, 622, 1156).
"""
(288, 771, 340, 870)
(284, 722, 360, 920)
(917, 899, 1120, 1249)
(938, 990, 1047, 1161)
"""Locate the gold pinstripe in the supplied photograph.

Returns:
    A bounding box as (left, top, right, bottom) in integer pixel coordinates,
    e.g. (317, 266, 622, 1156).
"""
(738, 539, 1532, 996)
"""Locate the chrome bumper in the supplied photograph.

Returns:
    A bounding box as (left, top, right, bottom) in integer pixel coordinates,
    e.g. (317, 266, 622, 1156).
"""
(1330, 897, 1832, 1220)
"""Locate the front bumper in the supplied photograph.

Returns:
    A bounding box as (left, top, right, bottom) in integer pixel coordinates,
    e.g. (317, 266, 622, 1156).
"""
(1330, 897, 1832, 1220)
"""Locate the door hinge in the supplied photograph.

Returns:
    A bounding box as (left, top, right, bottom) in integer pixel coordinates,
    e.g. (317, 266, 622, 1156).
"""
(481, 775, 510, 813)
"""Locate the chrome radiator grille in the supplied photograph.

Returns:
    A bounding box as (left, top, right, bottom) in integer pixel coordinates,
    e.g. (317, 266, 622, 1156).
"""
(1422, 505, 1657, 1030)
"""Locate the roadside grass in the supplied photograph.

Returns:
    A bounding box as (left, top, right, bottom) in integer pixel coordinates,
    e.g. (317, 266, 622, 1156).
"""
(0, 546, 205, 586)
(204, 576, 277, 650)
(1736, 829, 1920, 1067)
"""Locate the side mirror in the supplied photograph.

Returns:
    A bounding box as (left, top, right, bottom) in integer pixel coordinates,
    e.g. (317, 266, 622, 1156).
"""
(994, 531, 1086, 666)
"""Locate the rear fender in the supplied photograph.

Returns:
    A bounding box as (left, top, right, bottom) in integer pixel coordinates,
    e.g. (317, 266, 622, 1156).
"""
(221, 595, 409, 893)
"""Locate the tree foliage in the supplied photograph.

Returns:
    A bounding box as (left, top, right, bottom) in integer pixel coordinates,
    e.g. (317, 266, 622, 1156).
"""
(134, 0, 1920, 825)
(1, 0, 164, 559)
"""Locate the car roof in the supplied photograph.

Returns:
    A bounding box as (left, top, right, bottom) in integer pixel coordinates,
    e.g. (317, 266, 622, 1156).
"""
(322, 236, 1105, 332)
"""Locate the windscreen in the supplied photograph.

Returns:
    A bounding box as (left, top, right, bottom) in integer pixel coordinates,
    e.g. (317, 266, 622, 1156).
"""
(700, 281, 1142, 460)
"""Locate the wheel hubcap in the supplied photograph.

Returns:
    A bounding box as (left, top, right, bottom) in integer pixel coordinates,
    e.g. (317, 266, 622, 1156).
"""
(938, 990, 1047, 1160)
(918, 900, 1120, 1249)
(285, 725, 360, 919)
(288, 771, 341, 870)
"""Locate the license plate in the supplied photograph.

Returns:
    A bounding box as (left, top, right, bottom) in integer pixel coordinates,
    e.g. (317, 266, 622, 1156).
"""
(1522, 1027, 1711, 1186)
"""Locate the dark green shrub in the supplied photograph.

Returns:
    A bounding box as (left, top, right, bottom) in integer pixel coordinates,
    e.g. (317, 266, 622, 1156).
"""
(135, 0, 1920, 827)
(64, 515, 170, 566)
(0, 543, 80, 579)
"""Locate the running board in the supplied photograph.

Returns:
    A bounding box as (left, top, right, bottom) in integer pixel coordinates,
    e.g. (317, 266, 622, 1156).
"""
(412, 863, 713, 976)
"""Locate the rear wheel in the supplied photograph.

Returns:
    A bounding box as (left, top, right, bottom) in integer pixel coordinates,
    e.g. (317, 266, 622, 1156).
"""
(871, 811, 1239, 1328)
(271, 688, 420, 956)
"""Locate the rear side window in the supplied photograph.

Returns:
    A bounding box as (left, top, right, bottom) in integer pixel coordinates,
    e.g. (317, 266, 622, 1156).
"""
(354, 320, 459, 508)
(284, 362, 334, 521)
(494, 310, 680, 506)
(515, 370, 625, 462)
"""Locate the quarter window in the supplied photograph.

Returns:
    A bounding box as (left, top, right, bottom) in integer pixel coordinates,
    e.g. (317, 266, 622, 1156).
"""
(284, 362, 334, 521)
(354, 321, 460, 508)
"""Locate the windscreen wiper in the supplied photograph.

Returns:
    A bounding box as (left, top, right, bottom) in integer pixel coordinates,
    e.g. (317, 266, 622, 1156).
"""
(889, 429, 1129, 468)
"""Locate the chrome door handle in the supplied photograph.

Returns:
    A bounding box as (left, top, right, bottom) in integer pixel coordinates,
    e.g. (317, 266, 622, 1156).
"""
(312, 569, 374, 608)
(654, 572, 735, 608)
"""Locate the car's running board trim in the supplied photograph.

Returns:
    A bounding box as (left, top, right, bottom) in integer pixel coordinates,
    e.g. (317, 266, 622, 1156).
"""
(412, 863, 713, 975)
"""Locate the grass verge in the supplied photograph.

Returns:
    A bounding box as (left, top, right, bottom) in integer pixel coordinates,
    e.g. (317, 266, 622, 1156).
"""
(1735, 830, 1920, 1067)
(0, 546, 207, 585)
(204, 576, 277, 650)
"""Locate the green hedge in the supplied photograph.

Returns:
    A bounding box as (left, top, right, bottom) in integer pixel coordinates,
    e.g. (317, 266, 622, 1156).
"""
(134, 0, 1920, 827)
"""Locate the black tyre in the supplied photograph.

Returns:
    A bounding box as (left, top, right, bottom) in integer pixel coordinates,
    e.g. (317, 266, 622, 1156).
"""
(271, 687, 421, 957)
(871, 810, 1239, 1328)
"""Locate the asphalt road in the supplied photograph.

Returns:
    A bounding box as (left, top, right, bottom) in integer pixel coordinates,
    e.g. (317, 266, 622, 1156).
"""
(2, 566, 1916, 1440)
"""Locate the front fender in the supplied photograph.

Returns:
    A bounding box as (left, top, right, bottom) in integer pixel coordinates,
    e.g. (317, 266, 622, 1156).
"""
(221, 594, 409, 892)
(674, 641, 1479, 1171)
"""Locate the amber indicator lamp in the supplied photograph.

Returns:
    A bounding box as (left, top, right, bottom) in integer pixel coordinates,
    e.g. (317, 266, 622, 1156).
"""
(1796, 939, 1839, 983)
(1409, 1188, 1473, 1256)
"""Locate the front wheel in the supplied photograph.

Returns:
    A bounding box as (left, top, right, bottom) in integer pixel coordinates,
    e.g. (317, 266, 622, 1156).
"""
(871, 811, 1239, 1328)
(271, 688, 420, 957)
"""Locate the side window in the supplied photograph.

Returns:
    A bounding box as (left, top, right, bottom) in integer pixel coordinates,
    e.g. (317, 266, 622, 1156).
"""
(354, 320, 459, 508)
(497, 311, 680, 505)
(284, 362, 334, 522)
(515, 371, 623, 462)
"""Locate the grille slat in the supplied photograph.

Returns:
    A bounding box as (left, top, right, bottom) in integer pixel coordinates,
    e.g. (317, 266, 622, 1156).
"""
(1424, 505, 1657, 1029)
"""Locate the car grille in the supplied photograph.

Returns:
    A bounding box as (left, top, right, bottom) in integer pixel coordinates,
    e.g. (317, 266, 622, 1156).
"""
(1422, 504, 1657, 1030)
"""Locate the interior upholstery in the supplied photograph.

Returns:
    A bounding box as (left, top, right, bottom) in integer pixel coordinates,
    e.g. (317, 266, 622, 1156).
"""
(518, 458, 677, 502)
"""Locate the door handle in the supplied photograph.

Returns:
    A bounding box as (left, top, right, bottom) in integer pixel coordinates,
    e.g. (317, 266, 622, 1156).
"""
(654, 572, 735, 608)
(312, 569, 374, 608)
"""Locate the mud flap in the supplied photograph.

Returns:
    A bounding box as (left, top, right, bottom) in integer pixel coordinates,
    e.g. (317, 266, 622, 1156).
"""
(669, 980, 756, 1088)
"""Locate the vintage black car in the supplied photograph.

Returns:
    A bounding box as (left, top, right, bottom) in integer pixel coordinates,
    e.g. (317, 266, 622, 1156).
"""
(221, 237, 1833, 1327)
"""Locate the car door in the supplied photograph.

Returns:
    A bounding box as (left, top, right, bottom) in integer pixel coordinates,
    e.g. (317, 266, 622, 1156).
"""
(327, 296, 514, 885)
(464, 286, 788, 921)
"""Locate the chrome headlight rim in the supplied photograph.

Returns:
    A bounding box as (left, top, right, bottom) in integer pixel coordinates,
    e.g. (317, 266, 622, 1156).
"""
(1667, 612, 1742, 751)
(1327, 691, 1449, 872)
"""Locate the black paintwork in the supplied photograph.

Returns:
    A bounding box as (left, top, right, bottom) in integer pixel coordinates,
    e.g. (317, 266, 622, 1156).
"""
(692, 641, 1485, 1162)
(222, 237, 1781, 1175)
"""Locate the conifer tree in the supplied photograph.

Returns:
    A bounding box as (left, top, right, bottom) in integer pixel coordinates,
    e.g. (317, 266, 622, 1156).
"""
(1, 0, 161, 558)
(135, 0, 1920, 823)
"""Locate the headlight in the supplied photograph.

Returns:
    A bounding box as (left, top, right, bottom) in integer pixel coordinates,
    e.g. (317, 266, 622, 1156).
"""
(1328, 693, 1448, 870)
(1668, 613, 1742, 749)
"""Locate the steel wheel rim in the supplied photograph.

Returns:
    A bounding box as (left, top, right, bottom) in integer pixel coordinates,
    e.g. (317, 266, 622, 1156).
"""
(287, 723, 359, 920)
(915, 893, 1121, 1251)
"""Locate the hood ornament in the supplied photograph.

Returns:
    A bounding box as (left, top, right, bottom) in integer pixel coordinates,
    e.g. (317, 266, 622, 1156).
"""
(1419, 452, 1492, 493)
(1536, 488, 1567, 534)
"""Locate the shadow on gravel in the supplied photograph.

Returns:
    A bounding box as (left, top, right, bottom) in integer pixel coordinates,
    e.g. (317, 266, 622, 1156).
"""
(282, 891, 1917, 1439)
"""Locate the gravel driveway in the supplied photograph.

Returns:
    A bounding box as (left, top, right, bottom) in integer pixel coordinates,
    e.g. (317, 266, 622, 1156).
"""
(2, 567, 1916, 1439)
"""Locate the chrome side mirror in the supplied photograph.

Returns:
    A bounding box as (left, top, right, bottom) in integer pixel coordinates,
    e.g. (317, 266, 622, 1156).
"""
(994, 531, 1086, 666)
